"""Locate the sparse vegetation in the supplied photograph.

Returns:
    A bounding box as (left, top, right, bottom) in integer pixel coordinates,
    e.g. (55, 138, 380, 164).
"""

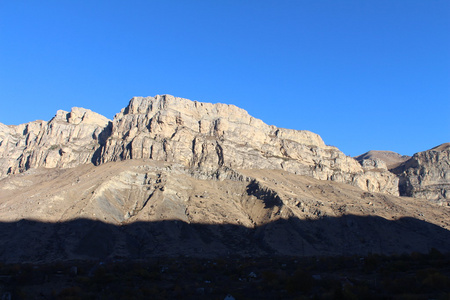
(1, 251, 449, 299)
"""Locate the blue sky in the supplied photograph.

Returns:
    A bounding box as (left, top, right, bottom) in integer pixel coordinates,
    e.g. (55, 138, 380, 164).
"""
(1, 1, 449, 157)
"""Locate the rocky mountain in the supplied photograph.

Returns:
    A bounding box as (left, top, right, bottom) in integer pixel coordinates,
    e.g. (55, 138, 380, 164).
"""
(353, 145, 450, 203)
(0, 107, 110, 177)
(0, 95, 449, 262)
(392, 143, 450, 201)
(0, 95, 398, 195)
(1, 94, 448, 202)
(354, 150, 410, 170)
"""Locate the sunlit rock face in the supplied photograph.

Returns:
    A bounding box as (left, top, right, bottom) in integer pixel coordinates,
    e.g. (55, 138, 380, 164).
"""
(395, 143, 450, 202)
(0, 107, 110, 177)
(1, 93, 429, 196)
(95, 95, 398, 194)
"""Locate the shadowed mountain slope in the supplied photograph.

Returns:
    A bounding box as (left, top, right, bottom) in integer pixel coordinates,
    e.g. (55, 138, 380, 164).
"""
(1, 159, 449, 263)
(1, 216, 450, 263)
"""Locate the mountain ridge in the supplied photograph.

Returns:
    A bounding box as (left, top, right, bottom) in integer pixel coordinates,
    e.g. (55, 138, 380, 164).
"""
(1, 95, 448, 202)
(0, 95, 400, 195)
(354, 150, 411, 170)
(0, 94, 449, 262)
(1, 95, 449, 202)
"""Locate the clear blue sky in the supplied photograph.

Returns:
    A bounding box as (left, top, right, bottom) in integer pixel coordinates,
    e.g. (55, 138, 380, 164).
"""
(1, 1, 449, 157)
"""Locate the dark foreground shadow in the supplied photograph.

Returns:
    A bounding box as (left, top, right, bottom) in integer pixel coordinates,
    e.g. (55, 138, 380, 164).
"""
(1, 215, 450, 263)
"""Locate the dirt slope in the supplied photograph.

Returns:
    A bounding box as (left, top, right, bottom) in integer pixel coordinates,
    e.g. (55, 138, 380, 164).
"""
(0, 160, 449, 262)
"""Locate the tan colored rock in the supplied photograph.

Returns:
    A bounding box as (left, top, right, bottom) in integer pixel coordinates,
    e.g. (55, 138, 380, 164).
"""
(0, 95, 399, 195)
(355, 150, 410, 170)
(0, 108, 110, 177)
(395, 143, 450, 202)
(97, 95, 398, 194)
(358, 158, 388, 170)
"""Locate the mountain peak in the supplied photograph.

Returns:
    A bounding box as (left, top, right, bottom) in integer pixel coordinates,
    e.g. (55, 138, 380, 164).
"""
(53, 107, 110, 127)
(0, 95, 449, 263)
(0, 94, 438, 198)
(354, 150, 411, 170)
(430, 142, 450, 152)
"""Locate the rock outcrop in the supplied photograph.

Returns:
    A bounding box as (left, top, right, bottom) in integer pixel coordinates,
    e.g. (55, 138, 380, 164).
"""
(0, 107, 110, 178)
(393, 143, 450, 202)
(0, 95, 449, 262)
(355, 150, 410, 170)
(0, 95, 400, 195)
(96, 95, 398, 194)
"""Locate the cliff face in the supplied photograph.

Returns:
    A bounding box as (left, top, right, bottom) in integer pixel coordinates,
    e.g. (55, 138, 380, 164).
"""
(1, 95, 449, 262)
(395, 143, 450, 202)
(97, 95, 398, 194)
(0, 95, 400, 195)
(0, 107, 110, 177)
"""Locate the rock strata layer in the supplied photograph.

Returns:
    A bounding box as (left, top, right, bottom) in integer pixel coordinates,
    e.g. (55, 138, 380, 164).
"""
(2, 94, 441, 197)
(394, 143, 450, 202)
(0, 107, 110, 177)
(95, 95, 398, 194)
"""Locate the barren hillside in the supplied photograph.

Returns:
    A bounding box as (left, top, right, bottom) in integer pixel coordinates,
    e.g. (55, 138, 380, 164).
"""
(0, 159, 449, 263)
(0, 95, 449, 263)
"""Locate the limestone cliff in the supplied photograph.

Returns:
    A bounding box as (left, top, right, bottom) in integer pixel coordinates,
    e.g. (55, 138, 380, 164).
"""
(96, 95, 398, 194)
(394, 143, 450, 202)
(0, 107, 110, 177)
(0, 95, 398, 194)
